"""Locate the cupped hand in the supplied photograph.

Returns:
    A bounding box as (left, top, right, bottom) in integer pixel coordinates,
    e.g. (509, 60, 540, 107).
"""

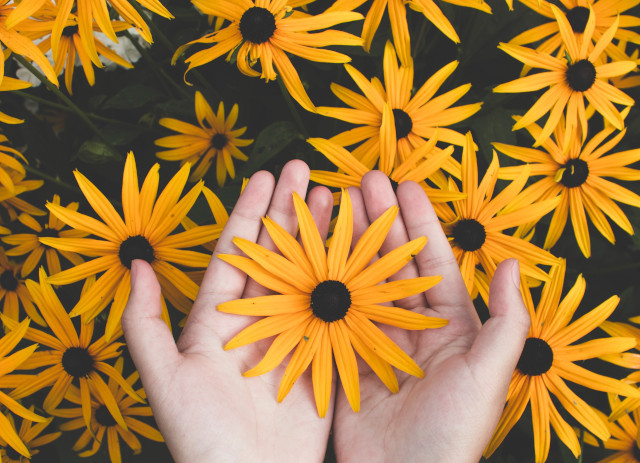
(122, 160, 335, 463)
(331, 172, 531, 463)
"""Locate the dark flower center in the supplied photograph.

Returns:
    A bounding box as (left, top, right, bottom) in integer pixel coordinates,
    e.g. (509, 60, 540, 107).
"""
(0, 271, 18, 291)
(39, 227, 59, 243)
(560, 158, 589, 188)
(633, 442, 640, 462)
(311, 280, 351, 323)
(517, 337, 554, 376)
(95, 405, 117, 427)
(4, 445, 22, 461)
(566, 6, 589, 33)
(452, 219, 486, 252)
(566, 59, 596, 92)
(119, 235, 155, 269)
(211, 133, 228, 150)
(393, 109, 413, 139)
(239, 7, 276, 44)
(62, 347, 94, 378)
(62, 25, 79, 36)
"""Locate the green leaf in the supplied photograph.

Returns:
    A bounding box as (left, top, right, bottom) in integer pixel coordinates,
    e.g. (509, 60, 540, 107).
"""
(75, 140, 122, 164)
(471, 104, 518, 165)
(240, 121, 301, 175)
(100, 125, 140, 146)
(103, 85, 164, 110)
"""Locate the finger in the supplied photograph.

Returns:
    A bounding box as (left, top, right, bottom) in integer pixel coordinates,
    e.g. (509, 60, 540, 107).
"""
(346, 186, 371, 252)
(397, 180, 477, 320)
(467, 259, 530, 393)
(122, 260, 181, 386)
(243, 159, 311, 298)
(360, 171, 425, 309)
(306, 185, 334, 243)
(180, 169, 275, 346)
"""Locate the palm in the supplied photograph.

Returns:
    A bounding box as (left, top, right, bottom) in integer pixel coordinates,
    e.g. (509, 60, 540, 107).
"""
(332, 172, 529, 463)
(123, 161, 335, 463)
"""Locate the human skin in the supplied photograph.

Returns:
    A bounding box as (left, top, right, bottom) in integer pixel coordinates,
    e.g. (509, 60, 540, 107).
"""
(122, 159, 530, 463)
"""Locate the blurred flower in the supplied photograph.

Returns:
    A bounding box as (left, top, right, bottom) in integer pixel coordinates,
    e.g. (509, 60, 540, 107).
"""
(219, 190, 446, 417)
(53, 358, 162, 463)
(0, 409, 60, 463)
(40, 152, 220, 340)
(6, 269, 144, 437)
(484, 261, 640, 463)
(175, 0, 363, 111)
(497, 113, 640, 258)
(2, 195, 86, 278)
(435, 132, 559, 298)
(329, 0, 491, 61)
(495, 6, 636, 146)
(156, 91, 252, 185)
(317, 41, 481, 173)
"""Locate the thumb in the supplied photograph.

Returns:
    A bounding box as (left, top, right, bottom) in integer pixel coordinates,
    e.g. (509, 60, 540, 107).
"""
(467, 259, 530, 390)
(122, 260, 181, 384)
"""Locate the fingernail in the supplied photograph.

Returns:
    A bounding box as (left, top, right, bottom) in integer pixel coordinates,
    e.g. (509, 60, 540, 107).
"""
(510, 259, 521, 288)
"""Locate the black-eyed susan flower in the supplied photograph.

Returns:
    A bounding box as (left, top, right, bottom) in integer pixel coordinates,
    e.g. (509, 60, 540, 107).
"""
(0, 135, 29, 194)
(2, 196, 86, 278)
(6, 0, 171, 73)
(435, 132, 559, 297)
(484, 260, 640, 463)
(174, 0, 363, 112)
(5, 268, 144, 436)
(24, 3, 135, 95)
(0, 409, 60, 463)
(495, 6, 636, 146)
(39, 152, 222, 340)
(317, 41, 482, 172)
(0, 318, 45, 460)
(496, 114, 640, 258)
(307, 136, 464, 204)
(583, 391, 640, 462)
(511, 0, 640, 64)
(329, 0, 491, 61)
(52, 357, 162, 463)
(156, 91, 252, 185)
(0, 174, 45, 222)
(0, 249, 42, 326)
(218, 189, 447, 417)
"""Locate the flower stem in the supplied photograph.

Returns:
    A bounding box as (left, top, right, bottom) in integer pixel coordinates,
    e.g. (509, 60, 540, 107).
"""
(23, 165, 81, 194)
(277, 78, 309, 138)
(13, 55, 112, 146)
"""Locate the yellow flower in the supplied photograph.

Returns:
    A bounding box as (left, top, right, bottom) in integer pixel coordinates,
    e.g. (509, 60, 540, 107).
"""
(0, 249, 43, 326)
(317, 41, 481, 172)
(583, 391, 640, 463)
(435, 132, 559, 298)
(494, 6, 636, 146)
(5, 269, 144, 438)
(39, 152, 222, 340)
(6, 0, 172, 72)
(496, 114, 640, 258)
(218, 190, 447, 417)
(328, 0, 491, 61)
(0, 409, 60, 463)
(510, 0, 640, 63)
(23, 3, 135, 94)
(52, 357, 162, 463)
(174, 0, 363, 111)
(484, 260, 640, 463)
(156, 91, 253, 185)
(307, 136, 464, 204)
(2, 195, 86, 278)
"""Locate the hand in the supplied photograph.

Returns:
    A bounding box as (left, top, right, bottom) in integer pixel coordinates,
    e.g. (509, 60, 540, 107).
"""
(122, 160, 336, 463)
(331, 172, 530, 463)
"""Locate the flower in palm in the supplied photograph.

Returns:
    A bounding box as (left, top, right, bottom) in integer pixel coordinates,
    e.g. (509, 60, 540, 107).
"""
(219, 189, 447, 417)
